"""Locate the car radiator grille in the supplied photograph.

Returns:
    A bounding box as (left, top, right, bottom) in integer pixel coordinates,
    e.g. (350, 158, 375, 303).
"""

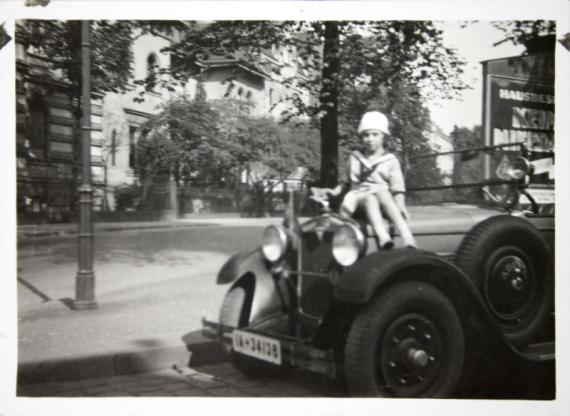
(298, 231, 335, 317)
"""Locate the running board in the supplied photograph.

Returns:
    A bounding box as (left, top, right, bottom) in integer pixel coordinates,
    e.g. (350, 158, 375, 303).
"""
(517, 341, 554, 361)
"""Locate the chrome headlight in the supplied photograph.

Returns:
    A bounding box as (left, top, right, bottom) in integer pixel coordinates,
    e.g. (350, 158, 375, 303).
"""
(332, 223, 365, 267)
(508, 156, 531, 180)
(261, 225, 289, 262)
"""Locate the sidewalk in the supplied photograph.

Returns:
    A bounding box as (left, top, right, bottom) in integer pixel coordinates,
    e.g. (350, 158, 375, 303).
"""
(16, 215, 284, 386)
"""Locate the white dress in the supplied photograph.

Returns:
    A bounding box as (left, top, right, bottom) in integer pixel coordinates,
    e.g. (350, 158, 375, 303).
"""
(347, 151, 406, 196)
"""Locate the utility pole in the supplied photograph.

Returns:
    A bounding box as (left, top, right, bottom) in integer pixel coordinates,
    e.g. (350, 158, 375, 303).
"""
(73, 20, 97, 310)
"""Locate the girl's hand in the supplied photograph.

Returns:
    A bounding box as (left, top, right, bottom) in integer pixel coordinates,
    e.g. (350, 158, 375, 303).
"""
(326, 185, 343, 197)
(310, 187, 332, 202)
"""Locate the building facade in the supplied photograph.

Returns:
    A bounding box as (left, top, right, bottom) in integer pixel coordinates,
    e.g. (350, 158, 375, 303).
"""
(426, 123, 454, 183)
(16, 24, 313, 223)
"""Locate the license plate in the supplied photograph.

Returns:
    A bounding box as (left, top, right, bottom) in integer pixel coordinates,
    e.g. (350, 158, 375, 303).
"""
(232, 330, 282, 365)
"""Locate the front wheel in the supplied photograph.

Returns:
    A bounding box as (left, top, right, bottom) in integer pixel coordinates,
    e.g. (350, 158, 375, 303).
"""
(344, 281, 464, 398)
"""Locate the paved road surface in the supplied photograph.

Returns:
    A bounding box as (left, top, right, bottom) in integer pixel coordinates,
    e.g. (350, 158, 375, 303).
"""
(18, 362, 342, 397)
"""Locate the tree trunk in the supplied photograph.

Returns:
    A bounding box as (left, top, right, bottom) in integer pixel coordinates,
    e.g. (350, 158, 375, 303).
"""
(319, 21, 340, 188)
(168, 170, 179, 219)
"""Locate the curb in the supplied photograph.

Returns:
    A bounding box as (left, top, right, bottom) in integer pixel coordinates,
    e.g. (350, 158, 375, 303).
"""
(18, 336, 228, 385)
(17, 222, 217, 240)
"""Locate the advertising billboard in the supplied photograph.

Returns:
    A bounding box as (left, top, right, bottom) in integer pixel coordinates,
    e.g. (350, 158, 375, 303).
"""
(482, 55, 555, 205)
(488, 76, 554, 153)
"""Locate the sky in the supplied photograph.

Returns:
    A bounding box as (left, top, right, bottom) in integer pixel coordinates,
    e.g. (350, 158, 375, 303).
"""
(429, 21, 524, 134)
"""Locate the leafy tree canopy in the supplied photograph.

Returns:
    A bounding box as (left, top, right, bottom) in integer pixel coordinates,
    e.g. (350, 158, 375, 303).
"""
(16, 20, 187, 99)
(492, 20, 556, 48)
(166, 21, 467, 110)
(135, 95, 219, 185)
(136, 95, 320, 190)
(163, 20, 468, 186)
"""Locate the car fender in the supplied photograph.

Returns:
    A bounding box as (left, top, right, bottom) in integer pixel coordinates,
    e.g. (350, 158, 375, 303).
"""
(333, 249, 505, 338)
(217, 248, 264, 285)
(333, 249, 475, 303)
(217, 248, 286, 324)
(334, 249, 554, 361)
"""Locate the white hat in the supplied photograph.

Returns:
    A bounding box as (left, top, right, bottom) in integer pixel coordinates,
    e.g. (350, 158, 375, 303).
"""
(358, 111, 390, 135)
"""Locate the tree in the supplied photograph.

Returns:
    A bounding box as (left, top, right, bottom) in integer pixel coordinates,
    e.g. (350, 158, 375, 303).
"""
(164, 20, 468, 187)
(450, 125, 484, 200)
(491, 20, 556, 49)
(135, 95, 219, 210)
(137, 96, 320, 216)
(223, 115, 319, 217)
(17, 20, 141, 102)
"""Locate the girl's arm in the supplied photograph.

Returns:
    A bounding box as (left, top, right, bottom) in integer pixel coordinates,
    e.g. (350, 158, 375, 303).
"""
(327, 184, 345, 197)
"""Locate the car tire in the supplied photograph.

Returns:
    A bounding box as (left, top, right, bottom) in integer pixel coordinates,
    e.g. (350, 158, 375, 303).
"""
(219, 285, 289, 378)
(344, 281, 465, 398)
(455, 215, 553, 346)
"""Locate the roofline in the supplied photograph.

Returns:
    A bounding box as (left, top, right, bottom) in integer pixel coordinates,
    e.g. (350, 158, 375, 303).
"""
(196, 59, 270, 79)
(479, 51, 553, 65)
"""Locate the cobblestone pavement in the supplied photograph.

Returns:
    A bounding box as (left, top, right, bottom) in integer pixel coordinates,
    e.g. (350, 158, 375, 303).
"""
(17, 361, 344, 398)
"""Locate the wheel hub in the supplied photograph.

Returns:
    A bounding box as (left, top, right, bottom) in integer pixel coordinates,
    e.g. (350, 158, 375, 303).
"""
(485, 250, 536, 322)
(408, 348, 429, 368)
(379, 314, 441, 395)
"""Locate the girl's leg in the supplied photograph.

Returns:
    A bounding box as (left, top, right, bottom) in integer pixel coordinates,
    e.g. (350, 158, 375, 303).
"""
(376, 191, 417, 247)
(362, 195, 394, 249)
(340, 191, 359, 218)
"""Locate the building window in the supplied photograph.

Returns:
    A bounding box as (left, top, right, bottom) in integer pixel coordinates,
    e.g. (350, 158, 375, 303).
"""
(28, 98, 48, 158)
(146, 53, 159, 92)
(129, 126, 137, 169)
(110, 129, 117, 166)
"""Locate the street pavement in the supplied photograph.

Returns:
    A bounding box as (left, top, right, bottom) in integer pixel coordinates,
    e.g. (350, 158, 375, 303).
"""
(15, 216, 287, 393)
(17, 362, 342, 397)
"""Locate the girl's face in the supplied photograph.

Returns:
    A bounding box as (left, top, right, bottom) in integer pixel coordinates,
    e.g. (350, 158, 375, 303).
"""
(361, 129, 385, 153)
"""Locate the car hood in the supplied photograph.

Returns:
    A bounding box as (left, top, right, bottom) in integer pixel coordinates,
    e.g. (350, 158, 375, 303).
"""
(301, 203, 506, 236)
(406, 203, 505, 235)
(298, 203, 509, 265)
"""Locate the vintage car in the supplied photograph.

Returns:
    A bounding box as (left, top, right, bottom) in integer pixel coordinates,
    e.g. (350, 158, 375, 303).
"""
(202, 143, 554, 398)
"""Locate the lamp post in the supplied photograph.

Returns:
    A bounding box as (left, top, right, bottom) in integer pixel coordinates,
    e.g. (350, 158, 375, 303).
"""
(73, 20, 97, 310)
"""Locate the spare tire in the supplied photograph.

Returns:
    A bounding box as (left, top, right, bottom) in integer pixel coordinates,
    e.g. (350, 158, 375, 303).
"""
(455, 215, 553, 346)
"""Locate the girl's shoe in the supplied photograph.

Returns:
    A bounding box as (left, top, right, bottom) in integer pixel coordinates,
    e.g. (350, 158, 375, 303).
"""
(403, 237, 417, 249)
(378, 238, 394, 250)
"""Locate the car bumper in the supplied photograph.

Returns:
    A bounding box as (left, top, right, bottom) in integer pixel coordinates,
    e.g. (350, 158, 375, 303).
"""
(202, 317, 338, 378)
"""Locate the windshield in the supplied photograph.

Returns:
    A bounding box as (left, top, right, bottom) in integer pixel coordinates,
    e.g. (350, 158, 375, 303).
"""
(405, 143, 554, 214)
